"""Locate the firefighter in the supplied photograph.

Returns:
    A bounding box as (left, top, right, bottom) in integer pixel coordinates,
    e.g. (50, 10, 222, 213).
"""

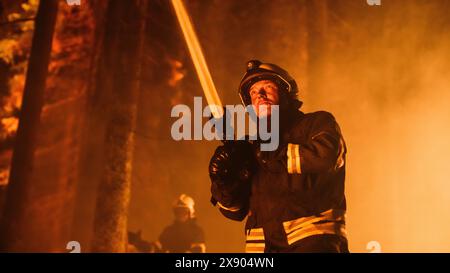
(209, 60, 349, 253)
(155, 194, 206, 253)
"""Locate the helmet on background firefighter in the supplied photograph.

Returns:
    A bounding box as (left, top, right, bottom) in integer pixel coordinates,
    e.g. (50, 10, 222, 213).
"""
(238, 60, 301, 108)
(172, 194, 195, 218)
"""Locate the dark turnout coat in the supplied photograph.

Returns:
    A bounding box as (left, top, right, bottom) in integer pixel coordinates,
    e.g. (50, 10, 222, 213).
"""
(211, 110, 348, 253)
(158, 218, 205, 253)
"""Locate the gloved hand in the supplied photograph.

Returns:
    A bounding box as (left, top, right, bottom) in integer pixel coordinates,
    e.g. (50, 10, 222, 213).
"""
(209, 140, 255, 185)
(209, 140, 255, 208)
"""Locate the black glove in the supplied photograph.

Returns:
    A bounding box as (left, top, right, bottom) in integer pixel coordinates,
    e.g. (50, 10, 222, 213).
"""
(209, 141, 255, 184)
(209, 140, 255, 207)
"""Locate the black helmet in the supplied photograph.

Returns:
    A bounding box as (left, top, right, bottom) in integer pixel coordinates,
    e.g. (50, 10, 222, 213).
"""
(238, 60, 299, 106)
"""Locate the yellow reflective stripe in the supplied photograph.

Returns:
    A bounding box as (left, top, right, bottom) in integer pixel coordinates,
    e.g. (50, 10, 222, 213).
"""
(217, 201, 241, 212)
(247, 236, 264, 241)
(291, 144, 298, 173)
(283, 209, 347, 245)
(335, 137, 345, 169)
(312, 131, 345, 170)
(246, 228, 265, 252)
(294, 144, 301, 173)
(248, 227, 264, 234)
(287, 144, 293, 173)
(283, 209, 329, 233)
(284, 214, 327, 234)
(246, 228, 264, 241)
(247, 234, 264, 241)
(245, 243, 265, 253)
(286, 222, 347, 245)
(191, 243, 206, 253)
(283, 209, 345, 234)
(287, 143, 301, 174)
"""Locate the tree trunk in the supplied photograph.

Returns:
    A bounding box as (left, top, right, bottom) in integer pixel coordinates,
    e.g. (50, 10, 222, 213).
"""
(0, 0, 58, 252)
(91, 0, 148, 253)
(70, 0, 109, 252)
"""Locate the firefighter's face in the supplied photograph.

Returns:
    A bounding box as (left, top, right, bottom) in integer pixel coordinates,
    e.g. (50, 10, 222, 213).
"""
(173, 207, 190, 222)
(249, 80, 280, 117)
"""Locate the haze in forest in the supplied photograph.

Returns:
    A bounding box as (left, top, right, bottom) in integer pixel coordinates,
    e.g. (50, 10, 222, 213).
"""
(0, 0, 449, 252)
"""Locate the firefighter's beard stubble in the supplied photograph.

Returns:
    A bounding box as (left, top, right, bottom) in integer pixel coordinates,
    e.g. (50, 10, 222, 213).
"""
(170, 96, 280, 151)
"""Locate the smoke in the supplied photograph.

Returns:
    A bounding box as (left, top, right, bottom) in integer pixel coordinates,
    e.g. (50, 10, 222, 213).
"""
(298, 0, 450, 252)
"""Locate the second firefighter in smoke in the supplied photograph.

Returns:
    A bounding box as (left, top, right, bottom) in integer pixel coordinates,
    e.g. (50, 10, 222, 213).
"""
(155, 194, 206, 253)
(209, 60, 349, 253)
(127, 194, 205, 253)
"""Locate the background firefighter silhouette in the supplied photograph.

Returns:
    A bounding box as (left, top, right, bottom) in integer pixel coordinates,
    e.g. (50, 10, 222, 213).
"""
(128, 194, 206, 253)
